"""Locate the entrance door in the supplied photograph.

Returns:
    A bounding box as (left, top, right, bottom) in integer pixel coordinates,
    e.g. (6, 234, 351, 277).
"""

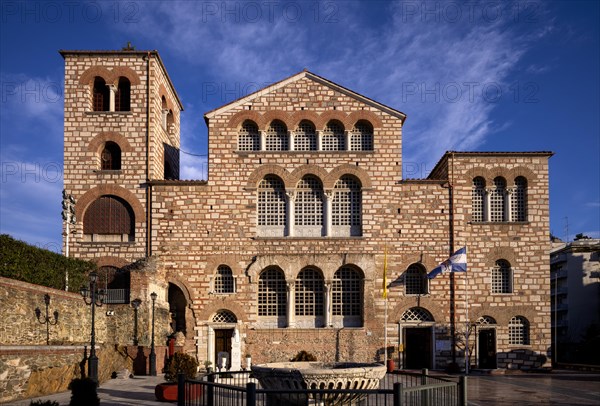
(215, 329, 234, 368)
(478, 329, 497, 369)
(404, 327, 432, 369)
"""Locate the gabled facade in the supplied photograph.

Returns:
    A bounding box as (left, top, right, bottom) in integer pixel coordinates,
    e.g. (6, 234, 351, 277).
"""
(62, 49, 552, 371)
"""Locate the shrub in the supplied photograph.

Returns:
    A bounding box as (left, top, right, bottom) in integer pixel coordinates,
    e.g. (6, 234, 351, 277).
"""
(29, 401, 60, 406)
(165, 352, 199, 382)
(68, 378, 99, 406)
(290, 350, 317, 362)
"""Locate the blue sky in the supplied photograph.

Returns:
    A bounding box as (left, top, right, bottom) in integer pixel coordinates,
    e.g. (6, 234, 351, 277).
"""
(1, 0, 598, 252)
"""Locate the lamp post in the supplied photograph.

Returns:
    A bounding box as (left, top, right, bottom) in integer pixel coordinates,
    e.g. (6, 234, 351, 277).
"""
(149, 291, 157, 376)
(61, 190, 76, 291)
(80, 271, 105, 383)
(131, 298, 142, 346)
(35, 294, 59, 345)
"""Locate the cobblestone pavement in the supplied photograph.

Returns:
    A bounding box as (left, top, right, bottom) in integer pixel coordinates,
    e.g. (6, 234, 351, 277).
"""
(2, 370, 599, 405)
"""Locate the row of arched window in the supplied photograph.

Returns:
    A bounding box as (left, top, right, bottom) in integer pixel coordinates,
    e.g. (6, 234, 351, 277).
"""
(472, 176, 527, 222)
(257, 174, 362, 237)
(239, 119, 374, 152)
(92, 76, 130, 112)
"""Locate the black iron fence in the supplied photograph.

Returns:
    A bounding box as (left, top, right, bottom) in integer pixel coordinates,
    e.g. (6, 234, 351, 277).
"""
(177, 369, 466, 406)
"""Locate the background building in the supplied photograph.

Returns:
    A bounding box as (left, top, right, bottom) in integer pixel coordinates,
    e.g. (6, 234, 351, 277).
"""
(62, 48, 553, 371)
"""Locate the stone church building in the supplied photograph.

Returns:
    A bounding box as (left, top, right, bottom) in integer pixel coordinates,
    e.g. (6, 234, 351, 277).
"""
(61, 48, 552, 371)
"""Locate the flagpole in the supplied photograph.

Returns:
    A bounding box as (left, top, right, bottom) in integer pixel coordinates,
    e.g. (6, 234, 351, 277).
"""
(465, 270, 469, 374)
(383, 245, 388, 363)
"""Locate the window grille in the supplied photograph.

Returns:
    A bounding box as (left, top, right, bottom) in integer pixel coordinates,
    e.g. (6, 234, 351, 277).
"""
(83, 195, 134, 236)
(350, 121, 373, 151)
(101, 142, 121, 170)
(400, 307, 434, 322)
(295, 268, 324, 316)
(238, 121, 260, 151)
(404, 264, 428, 295)
(258, 269, 286, 317)
(294, 120, 317, 151)
(511, 177, 527, 222)
(492, 259, 512, 294)
(214, 265, 235, 294)
(295, 176, 323, 226)
(490, 177, 506, 222)
(476, 316, 497, 325)
(265, 121, 288, 151)
(508, 316, 529, 345)
(115, 77, 130, 112)
(332, 267, 362, 316)
(212, 310, 237, 323)
(322, 121, 344, 151)
(258, 176, 286, 226)
(92, 77, 109, 111)
(472, 177, 485, 222)
(332, 176, 361, 227)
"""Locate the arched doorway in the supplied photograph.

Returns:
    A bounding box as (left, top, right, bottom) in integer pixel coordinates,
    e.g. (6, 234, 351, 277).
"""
(168, 283, 187, 335)
(207, 310, 241, 371)
(399, 307, 435, 369)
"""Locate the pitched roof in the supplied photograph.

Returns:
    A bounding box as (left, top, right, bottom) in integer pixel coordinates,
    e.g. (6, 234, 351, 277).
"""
(204, 70, 406, 122)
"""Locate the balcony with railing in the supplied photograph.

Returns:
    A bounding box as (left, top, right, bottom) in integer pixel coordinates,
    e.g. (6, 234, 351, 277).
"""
(103, 289, 130, 304)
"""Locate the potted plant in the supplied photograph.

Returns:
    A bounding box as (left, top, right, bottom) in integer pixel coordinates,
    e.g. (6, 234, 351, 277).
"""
(155, 352, 200, 402)
(204, 360, 213, 373)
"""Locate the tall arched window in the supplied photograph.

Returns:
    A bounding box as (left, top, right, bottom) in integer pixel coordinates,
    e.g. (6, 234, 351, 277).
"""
(490, 177, 506, 222)
(512, 177, 527, 222)
(322, 121, 345, 151)
(257, 175, 286, 237)
(83, 195, 134, 242)
(508, 316, 529, 345)
(92, 77, 109, 111)
(294, 176, 324, 237)
(294, 120, 317, 151)
(115, 77, 131, 111)
(295, 268, 324, 318)
(350, 121, 373, 151)
(492, 259, 513, 293)
(404, 264, 428, 295)
(238, 120, 260, 151)
(332, 176, 362, 236)
(214, 265, 235, 294)
(101, 141, 121, 170)
(258, 268, 286, 318)
(332, 267, 362, 321)
(265, 120, 288, 151)
(472, 177, 486, 222)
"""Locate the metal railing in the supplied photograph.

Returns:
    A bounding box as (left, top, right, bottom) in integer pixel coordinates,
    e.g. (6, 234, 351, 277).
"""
(177, 369, 466, 406)
(103, 289, 130, 304)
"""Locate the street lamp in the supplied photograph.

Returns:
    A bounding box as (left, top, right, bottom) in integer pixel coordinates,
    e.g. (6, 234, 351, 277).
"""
(80, 271, 105, 383)
(131, 298, 142, 346)
(35, 294, 59, 345)
(149, 291, 157, 376)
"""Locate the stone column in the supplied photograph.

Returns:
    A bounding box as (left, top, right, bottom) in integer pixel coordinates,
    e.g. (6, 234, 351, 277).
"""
(316, 130, 323, 151)
(207, 326, 215, 367)
(506, 188, 514, 222)
(345, 130, 352, 151)
(288, 130, 294, 151)
(286, 191, 296, 237)
(324, 281, 332, 327)
(323, 190, 333, 237)
(162, 109, 169, 130)
(484, 188, 492, 222)
(259, 130, 266, 151)
(108, 84, 117, 112)
(286, 281, 296, 328)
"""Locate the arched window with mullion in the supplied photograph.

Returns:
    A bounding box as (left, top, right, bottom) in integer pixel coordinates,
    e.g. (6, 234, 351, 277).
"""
(332, 176, 362, 236)
(265, 120, 288, 151)
(490, 177, 507, 222)
(322, 120, 345, 151)
(258, 268, 287, 328)
(294, 176, 324, 237)
(294, 120, 317, 151)
(332, 267, 363, 327)
(350, 121, 373, 151)
(295, 268, 324, 320)
(511, 177, 527, 222)
(257, 175, 286, 237)
(472, 177, 486, 222)
(238, 120, 260, 151)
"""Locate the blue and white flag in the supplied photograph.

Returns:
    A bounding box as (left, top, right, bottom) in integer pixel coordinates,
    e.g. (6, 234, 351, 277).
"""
(427, 247, 467, 279)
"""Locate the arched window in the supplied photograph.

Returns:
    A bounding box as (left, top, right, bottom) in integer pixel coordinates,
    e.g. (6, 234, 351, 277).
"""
(332, 267, 362, 318)
(332, 176, 362, 236)
(322, 121, 345, 151)
(257, 176, 286, 237)
(492, 259, 513, 294)
(214, 265, 235, 294)
(472, 177, 486, 222)
(294, 120, 317, 151)
(115, 77, 130, 111)
(83, 195, 134, 242)
(400, 307, 434, 322)
(350, 121, 373, 151)
(92, 77, 109, 111)
(294, 176, 324, 237)
(238, 120, 260, 151)
(101, 141, 121, 170)
(476, 315, 497, 325)
(404, 264, 428, 295)
(265, 120, 288, 151)
(508, 316, 529, 345)
(511, 177, 527, 222)
(490, 177, 506, 222)
(212, 310, 237, 323)
(258, 268, 286, 317)
(295, 268, 324, 317)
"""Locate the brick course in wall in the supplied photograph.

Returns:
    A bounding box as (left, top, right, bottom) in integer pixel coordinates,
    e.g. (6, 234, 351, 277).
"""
(61, 50, 553, 372)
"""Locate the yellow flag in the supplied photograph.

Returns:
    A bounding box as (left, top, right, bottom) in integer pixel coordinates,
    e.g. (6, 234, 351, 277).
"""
(382, 245, 388, 299)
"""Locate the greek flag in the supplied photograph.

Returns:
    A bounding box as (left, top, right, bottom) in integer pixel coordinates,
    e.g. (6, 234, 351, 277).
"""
(427, 247, 467, 279)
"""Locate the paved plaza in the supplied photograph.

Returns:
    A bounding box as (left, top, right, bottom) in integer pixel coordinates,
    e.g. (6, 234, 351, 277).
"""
(3, 370, 599, 405)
